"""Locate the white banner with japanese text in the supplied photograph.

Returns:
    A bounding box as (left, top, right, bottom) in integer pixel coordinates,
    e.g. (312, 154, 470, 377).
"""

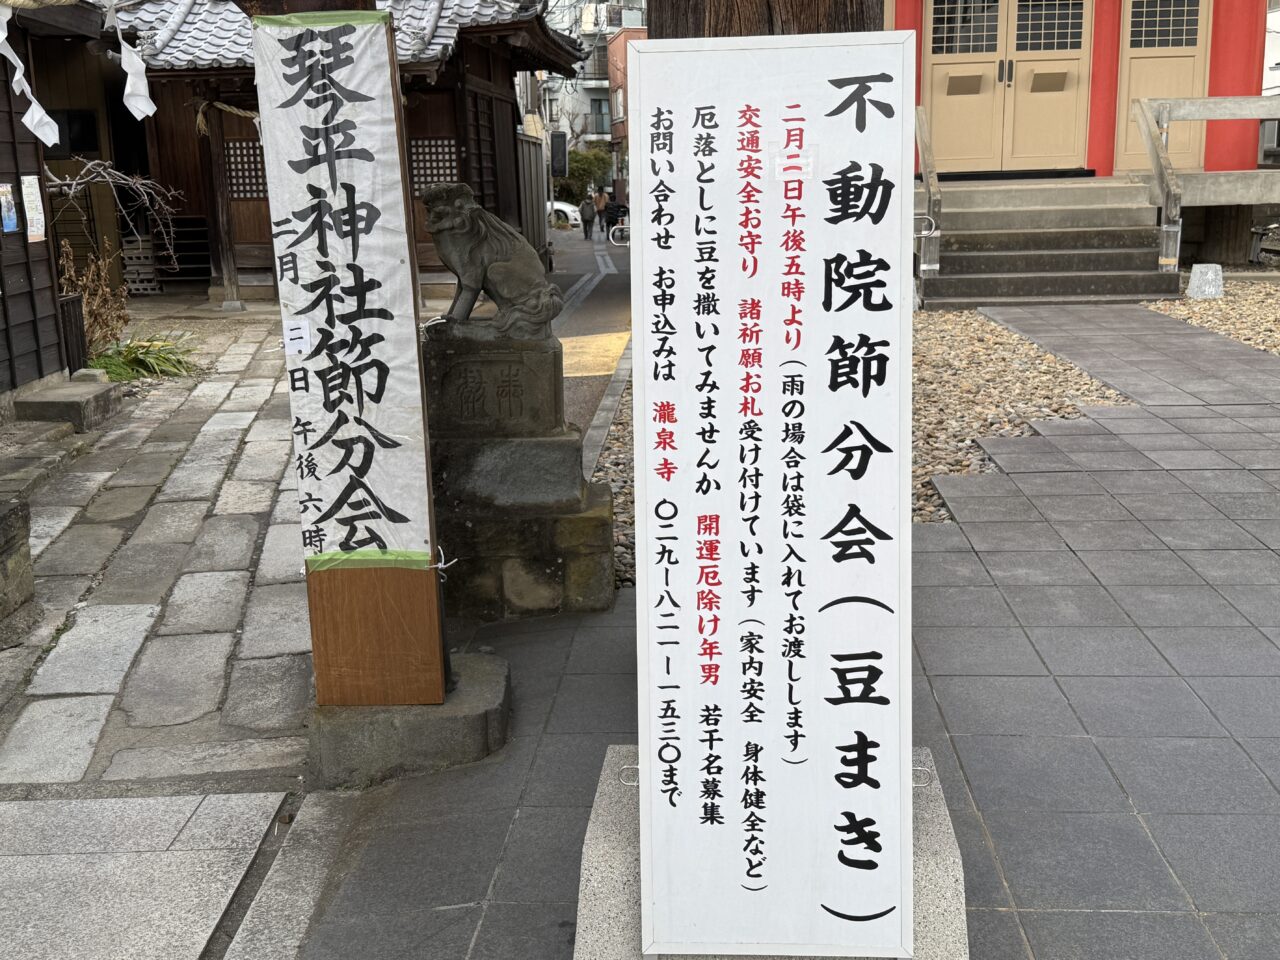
(253, 12, 434, 572)
(629, 33, 914, 957)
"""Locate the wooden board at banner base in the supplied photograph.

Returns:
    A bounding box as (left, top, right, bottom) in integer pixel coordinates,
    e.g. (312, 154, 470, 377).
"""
(307, 566, 446, 706)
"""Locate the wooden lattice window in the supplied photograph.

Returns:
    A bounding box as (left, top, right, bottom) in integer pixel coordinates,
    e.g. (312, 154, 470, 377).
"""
(224, 139, 267, 199)
(1016, 0, 1085, 51)
(931, 0, 1001, 55)
(409, 138, 459, 193)
(1130, 0, 1200, 48)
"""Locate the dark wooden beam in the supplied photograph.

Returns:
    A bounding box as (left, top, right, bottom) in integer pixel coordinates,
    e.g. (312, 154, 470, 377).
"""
(648, 0, 882, 39)
(204, 102, 243, 311)
(229, 0, 376, 16)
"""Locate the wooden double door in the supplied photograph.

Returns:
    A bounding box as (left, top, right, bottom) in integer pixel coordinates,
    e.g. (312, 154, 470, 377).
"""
(924, 0, 1094, 172)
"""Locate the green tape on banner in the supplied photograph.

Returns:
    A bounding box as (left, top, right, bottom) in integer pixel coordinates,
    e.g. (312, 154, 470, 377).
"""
(305, 549, 433, 573)
(254, 10, 388, 28)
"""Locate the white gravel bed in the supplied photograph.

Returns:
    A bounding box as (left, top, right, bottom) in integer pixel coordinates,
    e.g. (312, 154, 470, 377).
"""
(913, 309, 1129, 520)
(1147, 280, 1280, 354)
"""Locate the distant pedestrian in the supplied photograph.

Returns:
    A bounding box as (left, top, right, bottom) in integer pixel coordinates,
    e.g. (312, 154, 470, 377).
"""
(579, 196, 596, 239)
(604, 197, 620, 237)
(594, 188, 608, 221)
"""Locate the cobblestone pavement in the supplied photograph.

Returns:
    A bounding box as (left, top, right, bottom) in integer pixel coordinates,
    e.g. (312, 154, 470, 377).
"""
(922, 303, 1280, 960)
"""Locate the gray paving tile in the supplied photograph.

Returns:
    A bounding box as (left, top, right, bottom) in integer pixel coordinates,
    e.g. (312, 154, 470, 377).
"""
(1122, 433, 1211, 452)
(978, 551, 1097, 586)
(954, 735, 1128, 812)
(0, 696, 114, 784)
(1002, 586, 1132, 627)
(913, 586, 1018, 626)
(1060, 677, 1225, 737)
(984, 811, 1191, 910)
(989, 451, 1080, 473)
(1144, 627, 1280, 676)
(1235, 519, 1280, 549)
(491, 806, 592, 902)
(1108, 584, 1250, 627)
(0, 846, 258, 960)
(1092, 470, 1191, 494)
(123, 633, 235, 727)
(913, 628, 1045, 675)
(1027, 627, 1173, 676)
(545, 674, 637, 734)
(911, 522, 972, 552)
(34, 524, 126, 577)
(1225, 449, 1280, 470)
(29, 604, 160, 696)
(1102, 418, 1182, 435)
(1173, 469, 1279, 493)
(1171, 418, 1254, 434)
(1030, 418, 1110, 436)
(0, 796, 200, 855)
(1080, 405, 1150, 420)
(469, 901, 576, 960)
(1147, 814, 1280, 911)
(930, 474, 1020, 498)
(222, 656, 313, 733)
(1099, 737, 1280, 814)
(1010, 473, 1107, 497)
(1204, 493, 1280, 519)
(1190, 678, 1280, 736)
(932, 677, 1082, 735)
(1028, 495, 1133, 522)
(90, 543, 188, 604)
(1116, 494, 1224, 520)
(1202, 913, 1280, 960)
(945, 497, 1043, 522)
(1198, 431, 1279, 450)
(1065, 450, 1162, 471)
(1143, 449, 1240, 470)
(1020, 911, 1221, 960)
(523, 733, 617, 807)
(914, 678, 974, 811)
(240, 583, 311, 658)
(947, 809, 1011, 908)
(959, 521, 1066, 552)
(1177, 550, 1280, 585)
(564, 636, 635, 674)
(1145, 520, 1267, 550)
(1217, 585, 1280, 626)
(1076, 550, 1203, 586)
(158, 571, 250, 635)
(130, 501, 208, 545)
(1052, 521, 1166, 551)
(912, 552, 991, 586)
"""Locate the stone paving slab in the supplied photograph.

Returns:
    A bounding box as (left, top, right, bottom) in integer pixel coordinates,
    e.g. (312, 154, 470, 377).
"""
(256, 523, 304, 584)
(0, 792, 282, 960)
(102, 738, 308, 781)
(32, 523, 124, 576)
(222, 655, 313, 732)
(122, 633, 235, 727)
(158, 571, 250, 635)
(28, 604, 160, 695)
(0, 696, 114, 783)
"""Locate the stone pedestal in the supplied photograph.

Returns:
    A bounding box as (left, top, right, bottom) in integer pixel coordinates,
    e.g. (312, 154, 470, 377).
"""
(575, 745, 969, 960)
(423, 324, 615, 620)
(0, 498, 33, 620)
(308, 653, 510, 788)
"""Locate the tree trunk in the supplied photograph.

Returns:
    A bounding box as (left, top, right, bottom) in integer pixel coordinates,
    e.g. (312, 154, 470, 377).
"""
(648, 0, 883, 40)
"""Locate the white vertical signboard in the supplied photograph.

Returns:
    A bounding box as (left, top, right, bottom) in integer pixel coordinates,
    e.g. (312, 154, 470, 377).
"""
(253, 12, 435, 572)
(629, 34, 914, 957)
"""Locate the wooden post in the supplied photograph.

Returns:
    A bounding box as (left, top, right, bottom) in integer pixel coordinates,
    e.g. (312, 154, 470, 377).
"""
(648, 0, 882, 39)
(204, 102, 244, 311)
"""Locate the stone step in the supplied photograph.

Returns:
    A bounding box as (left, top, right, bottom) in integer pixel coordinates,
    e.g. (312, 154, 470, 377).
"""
(942, 225, 1163, 252)
(940, 247, 1159, 275)
(921, 291, 1181, 310)
(921, 269, 1181, 300)
(13, 381, 123, 433)
(920, 181, 1152, 210)
(943, 204, 1159, 231)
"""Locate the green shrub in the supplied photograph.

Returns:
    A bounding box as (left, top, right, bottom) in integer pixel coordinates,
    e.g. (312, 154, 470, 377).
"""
(90, 334, 199, 381)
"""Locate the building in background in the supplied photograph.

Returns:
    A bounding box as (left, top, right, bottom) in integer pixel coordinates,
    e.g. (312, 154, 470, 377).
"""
(539, 0, 644, 188)
(607, 24, 645, 202)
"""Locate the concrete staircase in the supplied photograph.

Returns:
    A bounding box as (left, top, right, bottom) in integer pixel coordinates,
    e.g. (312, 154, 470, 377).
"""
(917, 177, 1180, 310)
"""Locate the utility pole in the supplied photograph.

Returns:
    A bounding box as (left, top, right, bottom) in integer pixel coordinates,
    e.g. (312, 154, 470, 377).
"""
(647, 0, 882, 39)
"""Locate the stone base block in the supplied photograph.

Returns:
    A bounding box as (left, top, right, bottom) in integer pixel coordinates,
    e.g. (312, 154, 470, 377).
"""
(574, 745, 969, 960)
(307, 653, 510, 789)
(439, 481, 615, 620)
(432, 432, 587, 511)
(0, 498, 33, 620)
(14, 381, 123, 432)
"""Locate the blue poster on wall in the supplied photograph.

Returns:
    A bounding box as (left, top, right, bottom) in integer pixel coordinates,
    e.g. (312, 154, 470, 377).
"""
(0, 183, 17, 234)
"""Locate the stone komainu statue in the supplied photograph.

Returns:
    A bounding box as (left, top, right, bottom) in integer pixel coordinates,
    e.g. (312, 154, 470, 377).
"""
(422, 182, 564, 339)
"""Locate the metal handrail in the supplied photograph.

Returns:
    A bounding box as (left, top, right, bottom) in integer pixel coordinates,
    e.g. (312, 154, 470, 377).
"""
(1132, 96, 1280, 272)
(915, 105, 942, 277)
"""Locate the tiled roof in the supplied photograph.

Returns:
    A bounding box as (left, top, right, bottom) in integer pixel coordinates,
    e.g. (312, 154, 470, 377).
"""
(107, 0, 555, 71)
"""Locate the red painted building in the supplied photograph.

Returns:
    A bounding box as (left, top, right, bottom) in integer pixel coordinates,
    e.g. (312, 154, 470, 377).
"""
(891, 0, 1265, 176)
